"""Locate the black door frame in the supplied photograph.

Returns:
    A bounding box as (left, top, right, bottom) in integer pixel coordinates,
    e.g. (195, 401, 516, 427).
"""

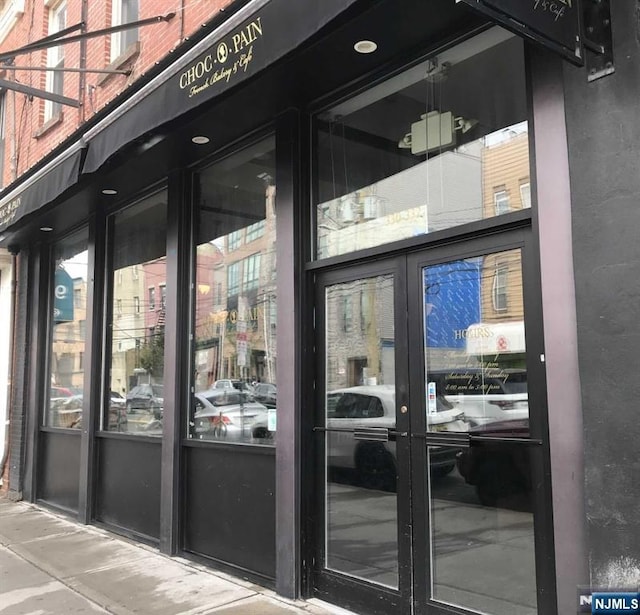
(311, 256, 412, 615)
(308, 224, 557, 615)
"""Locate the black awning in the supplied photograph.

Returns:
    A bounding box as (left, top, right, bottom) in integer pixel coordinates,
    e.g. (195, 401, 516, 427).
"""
(0, 143, 84, 233)
(82, 0, 358, 175)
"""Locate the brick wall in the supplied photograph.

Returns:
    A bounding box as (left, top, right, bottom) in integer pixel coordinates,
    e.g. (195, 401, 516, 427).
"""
(0, 0, 234, 189)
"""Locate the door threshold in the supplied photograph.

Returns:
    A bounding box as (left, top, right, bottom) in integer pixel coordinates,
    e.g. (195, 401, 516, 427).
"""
(306, 598, 360, 615)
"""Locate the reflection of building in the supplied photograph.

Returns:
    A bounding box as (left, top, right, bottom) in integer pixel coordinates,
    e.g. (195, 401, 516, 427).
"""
(197, 184, 277, 387)
(110, 264, 147, 393)
(318, 145, 482, 257)
(325, 276, 394, 391)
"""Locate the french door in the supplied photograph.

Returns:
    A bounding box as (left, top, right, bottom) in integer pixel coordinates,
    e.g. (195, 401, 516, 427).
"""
(311, 228, 552, 615)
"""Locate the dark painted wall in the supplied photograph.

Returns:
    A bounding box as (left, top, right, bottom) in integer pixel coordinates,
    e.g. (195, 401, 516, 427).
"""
(563, 2, 640, 586)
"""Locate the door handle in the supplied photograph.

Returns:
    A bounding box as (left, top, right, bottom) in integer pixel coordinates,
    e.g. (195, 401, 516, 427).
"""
(354, 427, 390, 442)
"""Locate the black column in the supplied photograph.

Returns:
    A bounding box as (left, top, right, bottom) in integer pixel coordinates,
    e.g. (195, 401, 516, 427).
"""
(160, 170, 192, 554)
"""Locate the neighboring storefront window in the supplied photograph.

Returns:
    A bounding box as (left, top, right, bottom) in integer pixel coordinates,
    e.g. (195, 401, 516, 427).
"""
(104, 190, 167, 435)
(189, 136, 276, 445)
(315, 27, 530, 259)
(45, 229, 89, 429)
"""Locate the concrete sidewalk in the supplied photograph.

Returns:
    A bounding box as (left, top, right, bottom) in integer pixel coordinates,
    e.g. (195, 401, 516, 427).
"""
(0, 498, 344, 615)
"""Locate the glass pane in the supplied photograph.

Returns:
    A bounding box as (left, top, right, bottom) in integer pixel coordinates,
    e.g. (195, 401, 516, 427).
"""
(105, 190, 167, 434)
(423, 249, 528, 432)
(428, 443, 537, 614)
(315, 28, 529, 259)
(189, 136, 276, 445)
(45, 230, 89, 429)
(324, 274, 399, 588)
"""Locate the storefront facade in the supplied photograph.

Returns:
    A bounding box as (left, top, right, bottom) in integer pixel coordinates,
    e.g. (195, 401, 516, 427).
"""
(6, 1, 631, 614)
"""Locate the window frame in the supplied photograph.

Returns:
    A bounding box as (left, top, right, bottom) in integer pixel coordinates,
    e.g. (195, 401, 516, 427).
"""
(44, 0, 66, 122)
(492, 261, 509, 312)
(110, 0, 139, 61)
(494, 189, 510, 216)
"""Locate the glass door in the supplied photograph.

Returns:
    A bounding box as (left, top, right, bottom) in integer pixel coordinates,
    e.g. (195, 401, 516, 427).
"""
(312, 231, 549, 615)
(407, 234, 544, 615)
(312, 259, 412, 615)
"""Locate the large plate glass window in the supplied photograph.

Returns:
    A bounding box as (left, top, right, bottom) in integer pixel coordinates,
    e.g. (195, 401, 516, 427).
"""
(315, 27, 530, 259)
(104, 190, 167, 435)
(189, 136, 276, 445)
(44, 229, 89, 428)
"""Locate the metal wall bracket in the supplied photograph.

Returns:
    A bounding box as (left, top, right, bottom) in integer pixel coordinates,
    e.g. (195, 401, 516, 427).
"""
(583, 0, 614, 81)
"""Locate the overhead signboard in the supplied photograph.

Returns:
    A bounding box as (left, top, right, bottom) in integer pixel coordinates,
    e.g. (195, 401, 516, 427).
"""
(457, 0, 583, 65)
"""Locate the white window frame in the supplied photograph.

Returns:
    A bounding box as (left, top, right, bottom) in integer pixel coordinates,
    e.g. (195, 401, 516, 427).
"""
(492, 263, 509, 312)
(494, 189, 510, 216)
(0, 1, 25, 46)
(110, 0, 138, 62)
(520, 182, 532, 209)
(44, 0, 66, 122)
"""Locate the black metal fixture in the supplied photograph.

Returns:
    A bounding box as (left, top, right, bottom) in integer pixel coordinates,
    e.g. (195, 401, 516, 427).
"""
(583, 0, 614, 81)
(0, 12, 176, 106)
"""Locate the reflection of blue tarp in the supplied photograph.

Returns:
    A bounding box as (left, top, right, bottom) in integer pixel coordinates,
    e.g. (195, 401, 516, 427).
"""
(424, 259, 481, 349)
(54, 267, 74, 323)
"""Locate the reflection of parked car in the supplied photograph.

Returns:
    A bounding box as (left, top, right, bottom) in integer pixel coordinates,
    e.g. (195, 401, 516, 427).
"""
(253, 383, 276, 408)
(193, 390, 267, 441)
(429, 368, 528, 427)
(55, 391, 128, 430)
(126, 384, 164, 417)
(253, 385, 467, 490)
(325, 385, 466, 490)
(213, 379, 254, 395)
(456, 418, 531, 508)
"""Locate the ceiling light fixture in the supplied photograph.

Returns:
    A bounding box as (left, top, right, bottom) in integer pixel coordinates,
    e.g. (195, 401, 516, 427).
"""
(354, 40, 377, 54)
(102, 188, 118, 195)
(40, 226, 53, 232)
(192, 135, 210, 144)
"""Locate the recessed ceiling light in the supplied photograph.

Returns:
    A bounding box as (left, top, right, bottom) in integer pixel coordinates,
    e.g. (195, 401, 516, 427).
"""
(102, 188, 118, 195)
(192, 135, 210, 144)
(40, 226, 53, 232)
(354, 40, 377, 54)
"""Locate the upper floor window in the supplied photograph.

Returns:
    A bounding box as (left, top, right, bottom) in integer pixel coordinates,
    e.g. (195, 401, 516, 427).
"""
(520, 182, 531, 209)
(227, 230, 243, 251)
(111, 0, 138, 61)
(44, 0, 66, 122)
(0, 1, 26, 47)
(148, 286, 156, 311)
(494, 189, 510, 215)
(492, 262, 509, 312)
(227, 261, 240, 296)
(246, 220, 265, 242)
(242, 253, 261, 292)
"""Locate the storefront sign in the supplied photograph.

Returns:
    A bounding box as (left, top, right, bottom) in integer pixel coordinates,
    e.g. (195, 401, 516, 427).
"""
(457, 0, 583, 65)
(54, 267, 74, 323)
(0, 196, 21, 229)
(179, 18, 264, 99)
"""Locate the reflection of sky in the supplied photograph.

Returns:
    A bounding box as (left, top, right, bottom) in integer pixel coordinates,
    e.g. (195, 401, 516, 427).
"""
(59, 251, 89, 281)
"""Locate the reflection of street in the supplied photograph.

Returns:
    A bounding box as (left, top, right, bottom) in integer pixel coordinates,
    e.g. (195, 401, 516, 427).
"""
(326, 468, 536, 615)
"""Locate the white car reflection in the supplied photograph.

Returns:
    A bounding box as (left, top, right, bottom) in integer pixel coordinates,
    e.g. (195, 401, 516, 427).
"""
(193, 389, 267, 441)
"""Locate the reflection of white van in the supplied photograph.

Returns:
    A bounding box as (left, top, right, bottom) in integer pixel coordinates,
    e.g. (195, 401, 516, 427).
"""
(428, 368, 528, 427)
